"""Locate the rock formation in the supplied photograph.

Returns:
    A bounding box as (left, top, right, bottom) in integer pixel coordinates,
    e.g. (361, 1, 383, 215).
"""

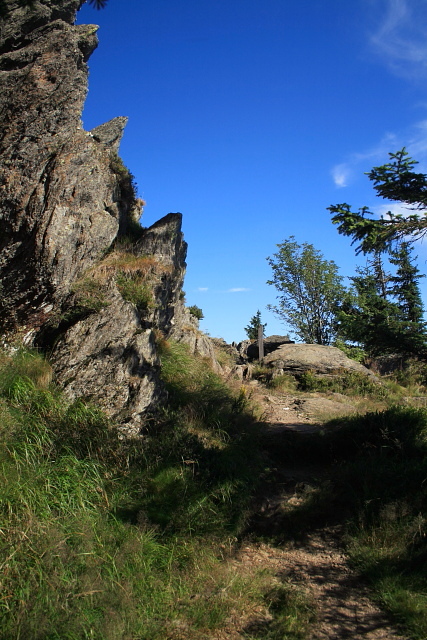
(0, 0, 216, 434)
(246, 334, 294, 360)
(263, 343, 378, 379)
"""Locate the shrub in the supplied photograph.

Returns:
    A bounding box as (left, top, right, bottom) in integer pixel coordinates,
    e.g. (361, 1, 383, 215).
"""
(188, 304, 204, 320)
(297, 369, 387, 398)
(335, 339, 367, 363)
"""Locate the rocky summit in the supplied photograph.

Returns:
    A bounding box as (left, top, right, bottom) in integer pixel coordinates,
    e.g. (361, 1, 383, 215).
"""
(0, 0, 215, 434)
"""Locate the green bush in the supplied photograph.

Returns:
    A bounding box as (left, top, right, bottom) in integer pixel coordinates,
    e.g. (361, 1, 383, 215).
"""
(188, 304, 204, 320)
(335, 339, 367, 363)
(297, 369, 387, 398)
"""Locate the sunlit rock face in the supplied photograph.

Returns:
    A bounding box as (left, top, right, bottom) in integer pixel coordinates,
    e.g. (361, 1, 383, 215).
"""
(0, 0, 201, 433)
(0, 0, 137, 332)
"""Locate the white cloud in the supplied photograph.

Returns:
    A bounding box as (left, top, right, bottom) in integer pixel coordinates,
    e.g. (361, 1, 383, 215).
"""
(330, 131, 399, 188)
(370, 0, 427, 79)
(197, 287, 208, 291)
(332, 164, 351, 188)
(374, 202, 416, 218)
(227, 287, 251, 293)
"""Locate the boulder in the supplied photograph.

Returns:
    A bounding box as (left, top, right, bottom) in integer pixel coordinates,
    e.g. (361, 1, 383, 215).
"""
(263, 343, 377, 379)
(246, 334, 294, 361)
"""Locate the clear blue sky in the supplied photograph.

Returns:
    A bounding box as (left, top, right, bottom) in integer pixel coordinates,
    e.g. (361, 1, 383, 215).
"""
(77, 0, 427, 343)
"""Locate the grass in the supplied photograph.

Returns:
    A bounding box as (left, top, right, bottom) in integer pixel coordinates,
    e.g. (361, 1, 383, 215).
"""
(243, 583, 316, 640)
(5, 345, 427, 638)
(0, 345, 301, 639)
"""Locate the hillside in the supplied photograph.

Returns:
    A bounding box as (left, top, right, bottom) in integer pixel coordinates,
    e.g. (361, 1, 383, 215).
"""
(1, 2, 427, 639)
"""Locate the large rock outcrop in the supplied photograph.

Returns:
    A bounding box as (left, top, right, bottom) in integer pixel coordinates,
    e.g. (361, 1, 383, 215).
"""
(47, 212, 189, 433)
(0, 0, 135, 333)
(0, 0, 215, 434)
(263, 343, 378, 379)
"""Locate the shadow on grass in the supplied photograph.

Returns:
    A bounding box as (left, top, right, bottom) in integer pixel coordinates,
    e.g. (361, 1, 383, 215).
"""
(245, 406, 427, 639)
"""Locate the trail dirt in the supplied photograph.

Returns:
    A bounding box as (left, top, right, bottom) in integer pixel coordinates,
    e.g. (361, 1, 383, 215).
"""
(213, 382, 408, 640)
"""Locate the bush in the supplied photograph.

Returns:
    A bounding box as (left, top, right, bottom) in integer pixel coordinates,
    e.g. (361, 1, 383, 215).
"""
(188, 304, 204, 320)
(297, 369, 387, 398)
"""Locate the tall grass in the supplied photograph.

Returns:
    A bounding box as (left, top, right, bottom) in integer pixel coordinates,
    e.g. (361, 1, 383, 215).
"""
(0, 345, 286, 639)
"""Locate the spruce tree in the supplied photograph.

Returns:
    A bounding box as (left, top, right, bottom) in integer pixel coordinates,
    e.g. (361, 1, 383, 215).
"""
(388, 242, 426, 354)
(389, 242, 424, 324)
(244, 311, 266, 341)
(338, 265, 403, 356)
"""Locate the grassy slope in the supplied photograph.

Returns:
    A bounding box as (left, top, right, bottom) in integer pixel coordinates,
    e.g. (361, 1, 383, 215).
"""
(0, 345, 290, 640)
(1, 347, 427, 639)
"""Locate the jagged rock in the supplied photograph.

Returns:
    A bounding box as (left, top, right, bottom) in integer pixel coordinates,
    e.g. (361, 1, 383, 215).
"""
(45, 212, 189, 431)
(229, 364, 254, 381)
(0, 0, 132, 333)
(0, 0, 197, 432)
(263, 343, 378, 379)
(51, 284, 164, 436)
(234, 340, 252, 362)
(90, 117, 129, 153)
(169, 304, 223, 373)
(136, 213, 187, 335)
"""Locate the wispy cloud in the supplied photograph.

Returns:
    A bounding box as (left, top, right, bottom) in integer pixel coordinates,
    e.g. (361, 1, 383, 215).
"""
(374, 202, 416, 218)
(332, 164, 352, 188)
(370, 0, 427, 79)
(331, 132, 398, 188)
(197, 287, 208, 292)
(227, 287, 251, 293)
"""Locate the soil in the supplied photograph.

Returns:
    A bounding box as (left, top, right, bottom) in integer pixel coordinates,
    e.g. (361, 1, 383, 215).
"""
(212, 381, 408, 640)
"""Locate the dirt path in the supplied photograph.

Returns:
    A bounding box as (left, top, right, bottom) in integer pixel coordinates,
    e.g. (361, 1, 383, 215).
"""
(217, 383, 408, 639)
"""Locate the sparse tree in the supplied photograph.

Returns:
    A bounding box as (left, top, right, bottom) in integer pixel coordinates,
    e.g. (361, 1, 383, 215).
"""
(267, 237, 346, 345)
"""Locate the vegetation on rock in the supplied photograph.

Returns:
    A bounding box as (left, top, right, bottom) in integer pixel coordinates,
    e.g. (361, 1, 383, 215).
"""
(188, 304, 204, 320)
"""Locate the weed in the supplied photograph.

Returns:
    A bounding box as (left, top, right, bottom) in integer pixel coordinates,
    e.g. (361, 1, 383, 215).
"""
(268, 373, 298, 392)
(244, 582, 315, 639)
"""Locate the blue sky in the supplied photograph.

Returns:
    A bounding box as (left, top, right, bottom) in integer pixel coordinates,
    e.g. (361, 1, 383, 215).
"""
(77, 0, 427, 343)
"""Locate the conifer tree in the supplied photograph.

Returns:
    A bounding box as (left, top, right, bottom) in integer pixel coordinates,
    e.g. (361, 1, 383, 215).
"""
(244, 310, 266, 341)
(338, 264, 403, 356)
(389, 242, 424, 325)
(338, 245, 427, 357)
(329, 149, 427, 253)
